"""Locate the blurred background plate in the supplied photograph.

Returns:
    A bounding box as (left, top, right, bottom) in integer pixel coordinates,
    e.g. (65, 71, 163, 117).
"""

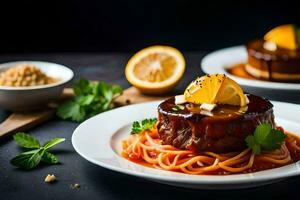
(201, 46, 300, 91)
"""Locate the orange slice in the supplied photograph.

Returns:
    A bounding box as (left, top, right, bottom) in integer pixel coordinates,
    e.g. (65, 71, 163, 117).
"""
(264, 24, 298, 50)
(125, 46, 185, 94)
(215, 76, 246, 106)
(184, 74, 246, 106)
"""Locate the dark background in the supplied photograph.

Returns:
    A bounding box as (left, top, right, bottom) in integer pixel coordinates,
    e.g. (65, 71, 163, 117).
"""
(1, 0, 300, 53)
(2, 2, 300, 200)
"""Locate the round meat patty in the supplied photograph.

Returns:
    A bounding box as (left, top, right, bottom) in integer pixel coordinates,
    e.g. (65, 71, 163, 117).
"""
(157, 94, 275, 153)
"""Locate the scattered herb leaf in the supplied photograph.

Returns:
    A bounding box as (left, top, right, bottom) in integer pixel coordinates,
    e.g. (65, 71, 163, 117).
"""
(10, 133, 65, 170)
(131, 118, 157, 134)
(172, 104, 185, 111)
(245, 123, 287, 155)
(57, 79, 123, 122)
(44, 138, 66, 150)
(13, 132, 40, 149)
(41, 152, 59, 164)
(10, 148, 44, 170)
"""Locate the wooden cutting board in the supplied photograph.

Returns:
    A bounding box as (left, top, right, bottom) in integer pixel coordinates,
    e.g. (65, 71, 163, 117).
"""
(0, 87, 168, 140)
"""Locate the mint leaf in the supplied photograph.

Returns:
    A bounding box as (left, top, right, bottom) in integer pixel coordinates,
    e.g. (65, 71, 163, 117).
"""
(131, 118, 157, 134)
(13, 132, 40, 149)
(41, 152, 58, 164)
(260, 129, 287, 150)
(245, 123, 287, 154)
(253, 123, 272, 144)
(44, 138, 65, 150)
(20, 149, 40, 155)
(10, 148, 44, 170)
(11, 133, 65, 170)
(245, 135, 261, 155)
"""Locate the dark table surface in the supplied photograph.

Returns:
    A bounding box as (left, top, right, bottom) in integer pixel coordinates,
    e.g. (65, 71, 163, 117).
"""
(1, 52, 300, 200)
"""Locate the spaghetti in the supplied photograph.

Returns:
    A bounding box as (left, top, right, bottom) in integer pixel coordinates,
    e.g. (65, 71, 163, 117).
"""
(122, 127, 298, 175)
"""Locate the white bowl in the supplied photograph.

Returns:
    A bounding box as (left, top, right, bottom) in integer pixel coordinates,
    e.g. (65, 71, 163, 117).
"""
(0, 61, 74, 111)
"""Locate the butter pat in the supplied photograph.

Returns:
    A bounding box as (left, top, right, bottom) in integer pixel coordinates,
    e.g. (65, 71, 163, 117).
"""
(175, 95, 186, 105)
(263, 41, 277, 51)
(200, 103, 216, 112)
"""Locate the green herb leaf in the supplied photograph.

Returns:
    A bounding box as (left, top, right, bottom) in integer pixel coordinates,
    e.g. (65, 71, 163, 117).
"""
(245, 135, 261, 155)
(172, 105, 185, 111)
(44, 138, 65, 150)
(253, 123, 272, 144)
(76, 95, 95, 106)
(13, 132, 40, 149)
(57, 101, 86, 122)
(10, 133, 65, 170)
(73, 79, 91, 96)
(10, 148, 44, 170)
(131, 118, 157, 134)
(245, 123, 287, 155)
(260, 129, 287, 150)
(57, 79, 123, 122)
(111, 85, 123, 95)
(41, 152, 58, 164)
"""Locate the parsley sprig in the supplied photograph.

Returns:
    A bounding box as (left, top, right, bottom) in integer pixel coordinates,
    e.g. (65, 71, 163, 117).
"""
(57, 79, 123, 122)
(245, 123, 287, 155)
(10, 132, 65, 170)
(131, 118, 157, 134)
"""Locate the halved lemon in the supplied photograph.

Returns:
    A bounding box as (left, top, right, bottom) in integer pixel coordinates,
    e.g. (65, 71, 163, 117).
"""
(125, 45, 185, 94)
(184, 74, 246, 106)
(264, 24, 299, 50)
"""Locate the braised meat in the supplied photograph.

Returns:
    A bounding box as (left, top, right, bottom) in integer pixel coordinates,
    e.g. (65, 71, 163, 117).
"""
(157, 94, 274, 153)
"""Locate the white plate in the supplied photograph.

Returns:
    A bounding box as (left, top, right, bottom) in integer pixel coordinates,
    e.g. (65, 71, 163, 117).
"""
(201, 46, 300, 90)
(72, 100, 300, 189)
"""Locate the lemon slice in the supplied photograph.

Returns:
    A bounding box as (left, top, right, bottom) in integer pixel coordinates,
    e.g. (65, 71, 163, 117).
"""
(184, 74, 246, 106)
(125, 45, 185, 94)
(264, 24, 298, 50)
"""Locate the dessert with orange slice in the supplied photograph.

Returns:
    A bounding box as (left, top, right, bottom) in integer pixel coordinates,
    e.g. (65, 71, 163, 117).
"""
(246, 24, 300, 82)
(125, 45, 185, 94)
(157, 74, 274, 153)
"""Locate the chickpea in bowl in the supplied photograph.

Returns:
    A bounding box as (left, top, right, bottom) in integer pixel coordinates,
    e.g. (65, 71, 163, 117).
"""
(0, 61, 74, 111)
(0, 64, 59, 87)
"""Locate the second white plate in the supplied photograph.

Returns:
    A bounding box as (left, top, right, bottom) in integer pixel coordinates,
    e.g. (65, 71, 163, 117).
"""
(201, 46, 300, 90)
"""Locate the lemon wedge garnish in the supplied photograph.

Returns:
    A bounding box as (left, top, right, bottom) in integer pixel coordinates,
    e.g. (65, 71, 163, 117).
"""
(184, 74, 246, 106)
(264, 24, 299, 50)
(125, 45, 185, 95)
